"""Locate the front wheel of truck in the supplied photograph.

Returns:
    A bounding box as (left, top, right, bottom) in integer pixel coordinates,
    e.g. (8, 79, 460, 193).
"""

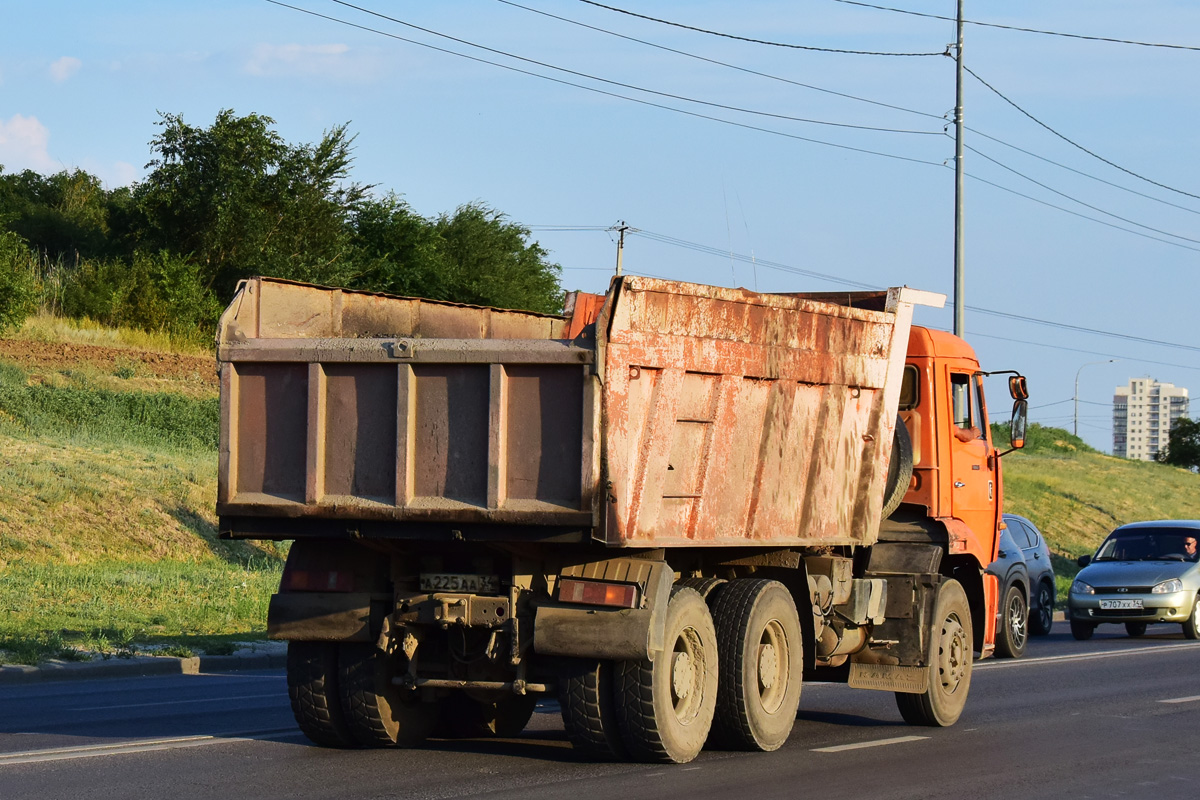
(338, 642, 435, 748)
(895, 578, 972, 727)
(287, 641, 357, 748)
(615, 587, 718, 764)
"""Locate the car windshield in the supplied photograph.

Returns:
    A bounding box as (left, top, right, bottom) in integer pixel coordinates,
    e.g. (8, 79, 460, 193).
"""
(1093, 528, 1200, 562)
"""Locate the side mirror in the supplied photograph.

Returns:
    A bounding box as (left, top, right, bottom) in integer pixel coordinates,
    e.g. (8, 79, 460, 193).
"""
(1008, 375, 1028, 401)
(1008, 399, 1028, 450)
(1077, 554, 1091, 568)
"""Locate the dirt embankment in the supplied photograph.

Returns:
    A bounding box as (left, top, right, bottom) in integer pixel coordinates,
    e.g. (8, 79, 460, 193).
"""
(0, 340, 218, 389)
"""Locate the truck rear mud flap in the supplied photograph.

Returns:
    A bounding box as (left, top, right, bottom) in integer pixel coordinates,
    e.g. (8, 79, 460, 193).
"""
(847, 662, 929, 693)
(267, 592, 380, 641)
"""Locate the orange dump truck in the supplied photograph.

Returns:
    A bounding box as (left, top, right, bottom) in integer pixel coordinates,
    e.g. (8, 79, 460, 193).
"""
(216, 275, 1028, 763)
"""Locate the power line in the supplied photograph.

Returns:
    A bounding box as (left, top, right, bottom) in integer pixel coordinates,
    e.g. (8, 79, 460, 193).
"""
(496, 0, 947, 122)
(508, 0, 1200, 222)
(326, 0, 940, 136)
(610, 224, 1200, 355)
(967, 306, 1200, 353)
(835, 0, 1200, 52)
(274, 1, 1197, 271)
(964, 66, 1200, 201)
(966, 143, 1200, 247)
(966, 126, 1200, 218)
(964, 169, 1200, 254)
(963, 330, 1200, 375)
(263, 0, 946, 166)
(575, 0, 946, 56)
(540, 223, 1200, 371)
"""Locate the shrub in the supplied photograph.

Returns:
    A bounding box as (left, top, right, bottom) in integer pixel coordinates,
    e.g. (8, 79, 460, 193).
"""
(0, 232, 39, 333)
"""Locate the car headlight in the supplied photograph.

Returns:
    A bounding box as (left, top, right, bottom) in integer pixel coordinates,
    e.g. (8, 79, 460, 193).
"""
(1152, 579, 1184, 594)
(1071, 580, 1094, 595)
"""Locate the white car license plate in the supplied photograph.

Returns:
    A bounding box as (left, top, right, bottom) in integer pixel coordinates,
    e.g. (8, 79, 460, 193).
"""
(419, 573, 500, 593)
(1099, 598, 1143, 610)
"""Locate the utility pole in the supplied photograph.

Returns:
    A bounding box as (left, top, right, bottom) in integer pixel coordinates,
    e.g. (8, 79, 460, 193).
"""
(952, 0, 966, 337)
(1075, 359, 1117, 437)
(611, 220, 631, 276)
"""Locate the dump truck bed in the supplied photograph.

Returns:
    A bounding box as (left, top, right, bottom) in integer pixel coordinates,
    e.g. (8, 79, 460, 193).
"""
(217, 276, 940, 548)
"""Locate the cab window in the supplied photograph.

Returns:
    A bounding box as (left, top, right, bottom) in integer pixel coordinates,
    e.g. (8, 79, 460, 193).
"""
(951, 372, 985, 440)
(899, 365, 919, 411)
(951, 373, 973, 429)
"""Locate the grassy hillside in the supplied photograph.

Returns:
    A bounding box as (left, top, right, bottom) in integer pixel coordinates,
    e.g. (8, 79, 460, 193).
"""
(0, 318, 282, 664)
(998, 423, 1200, 591)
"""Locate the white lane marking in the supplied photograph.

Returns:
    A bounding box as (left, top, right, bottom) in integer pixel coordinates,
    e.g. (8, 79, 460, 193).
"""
(812, 735, 928, 753)
(0, 729, 297, 766)
(1160, 695, 1200, 704)
(974, 641, 1200, 671)
(69, 694, 281, 712)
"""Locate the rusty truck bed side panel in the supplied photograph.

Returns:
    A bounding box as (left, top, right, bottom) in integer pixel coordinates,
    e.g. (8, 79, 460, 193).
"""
(599, 277, 938, 548)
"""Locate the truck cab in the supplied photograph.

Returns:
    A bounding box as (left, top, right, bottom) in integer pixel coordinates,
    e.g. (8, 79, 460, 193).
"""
(896, 325, 1028, 656)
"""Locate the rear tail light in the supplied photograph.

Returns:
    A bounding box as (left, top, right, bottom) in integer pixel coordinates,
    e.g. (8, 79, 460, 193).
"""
(558, 578, 639, 609)
(282, 569, 354, 592)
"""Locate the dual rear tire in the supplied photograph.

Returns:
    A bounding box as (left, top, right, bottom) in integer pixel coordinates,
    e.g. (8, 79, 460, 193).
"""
(561, 579, 803, 763)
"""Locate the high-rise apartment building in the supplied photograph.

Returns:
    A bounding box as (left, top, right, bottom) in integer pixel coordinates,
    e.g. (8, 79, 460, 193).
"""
(1113, 378, 1189, 460)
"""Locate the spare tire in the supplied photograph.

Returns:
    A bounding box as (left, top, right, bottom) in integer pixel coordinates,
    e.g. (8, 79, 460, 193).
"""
(881, 415, 914, 520)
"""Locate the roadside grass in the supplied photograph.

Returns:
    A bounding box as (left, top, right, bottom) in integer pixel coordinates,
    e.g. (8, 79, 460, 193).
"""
(26, 357, 216, 401)
(1000, 425, 1200, 602)
(0, 560, 280, 665)
(0, 362, 217, 452)
(0, 357, 283, 665)
(17, 312, 212, 356)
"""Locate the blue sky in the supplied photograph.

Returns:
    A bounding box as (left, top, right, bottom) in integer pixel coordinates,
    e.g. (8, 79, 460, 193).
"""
(4, 1, 1198, 452)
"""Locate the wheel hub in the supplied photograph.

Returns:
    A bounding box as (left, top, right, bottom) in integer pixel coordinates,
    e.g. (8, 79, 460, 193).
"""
(938, 618, 966, 691)
(757, 643, 778, 690)
(672, 651, 695, 700)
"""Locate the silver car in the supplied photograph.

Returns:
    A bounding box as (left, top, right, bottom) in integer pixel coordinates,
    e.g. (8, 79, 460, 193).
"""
(1068, 520, 1200, 640)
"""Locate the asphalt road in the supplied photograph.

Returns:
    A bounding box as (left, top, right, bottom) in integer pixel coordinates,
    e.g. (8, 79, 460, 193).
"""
(3, 624, 1199, 800)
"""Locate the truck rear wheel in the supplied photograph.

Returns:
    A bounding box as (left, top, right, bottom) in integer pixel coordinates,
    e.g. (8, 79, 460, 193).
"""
(286, 641, 357, 748)
(338, 642, 435, 748)
(615, 587, 718, 763)
(709, 579, 803, 752)
(895, 578, 972, 727)
(559, 659, 628, 761)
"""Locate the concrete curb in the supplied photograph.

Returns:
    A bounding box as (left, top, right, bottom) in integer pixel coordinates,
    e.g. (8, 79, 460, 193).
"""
(0, 644, 287, 685)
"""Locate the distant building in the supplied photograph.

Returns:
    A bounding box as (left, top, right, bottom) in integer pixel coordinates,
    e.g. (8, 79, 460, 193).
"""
(1113, 378, 1189, 460)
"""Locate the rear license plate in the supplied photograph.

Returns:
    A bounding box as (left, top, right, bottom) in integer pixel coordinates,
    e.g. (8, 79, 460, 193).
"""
(1099, 598, 1143, 610)
(419, 573, 500, 593)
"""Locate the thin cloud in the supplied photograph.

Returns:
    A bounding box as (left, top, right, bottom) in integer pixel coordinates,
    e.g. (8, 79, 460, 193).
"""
(0, 114, 57, 173)
(49, 56, 82, 83)
(244, 43, 356, 77)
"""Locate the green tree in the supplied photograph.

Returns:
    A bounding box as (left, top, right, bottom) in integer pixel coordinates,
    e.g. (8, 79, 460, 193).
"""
(349, 193, 447, 298)
(347, 199, 562, 313)
(1157, 417, 1200, 470)
(0, 231, 39, 333)
(136, 110, 368, 297)
(0, 168, 112, 262)
(432, 203, 562, 313)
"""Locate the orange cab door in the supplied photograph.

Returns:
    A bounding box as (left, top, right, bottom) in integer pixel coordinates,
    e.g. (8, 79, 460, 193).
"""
(947, 371, 996, 546)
